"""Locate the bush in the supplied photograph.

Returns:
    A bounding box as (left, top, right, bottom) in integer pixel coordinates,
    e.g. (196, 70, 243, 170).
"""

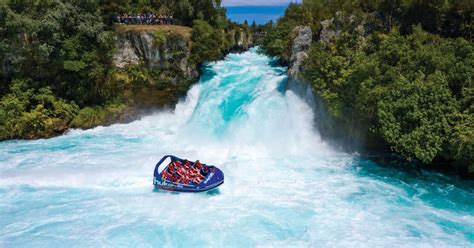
(70, 103, 126, 129)
(302, 27, 473, 169)
(190, 20, 224, 64)
(0, 80, 79, 140)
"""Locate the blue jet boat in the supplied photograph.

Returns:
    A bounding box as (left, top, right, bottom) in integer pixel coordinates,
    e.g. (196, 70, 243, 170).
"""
(153, 155, 224, 192)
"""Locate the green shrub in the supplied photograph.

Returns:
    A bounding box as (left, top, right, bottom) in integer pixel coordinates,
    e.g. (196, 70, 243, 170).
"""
(70, 102, 126, 129)
(190, 20, 224, 64)
(302, 27, 473, 169)
(0, 80, 79, 140)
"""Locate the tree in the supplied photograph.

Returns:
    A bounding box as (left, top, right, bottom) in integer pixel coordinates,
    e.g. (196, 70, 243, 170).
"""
(377, 71, 457, 163)
(250, 20, 257, 31)
(190, 20, 224, 64)
(0, 1, 113, 106)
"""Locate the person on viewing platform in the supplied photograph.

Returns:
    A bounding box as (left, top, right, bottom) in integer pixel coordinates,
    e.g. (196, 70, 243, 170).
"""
(112, 12, 175, 25)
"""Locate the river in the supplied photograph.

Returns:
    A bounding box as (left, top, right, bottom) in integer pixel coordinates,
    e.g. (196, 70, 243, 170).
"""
(0, 48, 473, 247)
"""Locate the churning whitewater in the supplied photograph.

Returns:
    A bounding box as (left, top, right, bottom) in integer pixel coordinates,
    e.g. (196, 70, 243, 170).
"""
(0, 49, 473, 247)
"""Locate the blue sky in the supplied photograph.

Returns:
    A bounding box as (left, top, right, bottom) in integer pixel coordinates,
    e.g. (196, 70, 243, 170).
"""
(222, 0, 301, 6)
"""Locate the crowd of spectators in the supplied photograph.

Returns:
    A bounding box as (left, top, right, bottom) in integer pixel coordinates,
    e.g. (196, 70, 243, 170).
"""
(113, 13, 176, 25)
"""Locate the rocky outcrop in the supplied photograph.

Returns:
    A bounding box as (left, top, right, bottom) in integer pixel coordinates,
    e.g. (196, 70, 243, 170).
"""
(286, 13, 388, 151)
(286, 26, 321, 132)
(108, 28, 200, 123)
(319, 18, 340, 45)
(113, 36, 140, 68)
(318, 11, 385, 45)
(288, 12, 386, 82)
(288, 26, 312, 79)
(109, 27, 255, 123)
(113, 30, 198, 81)
(228, 28, 254, 53)
(237, 30, 253, 48)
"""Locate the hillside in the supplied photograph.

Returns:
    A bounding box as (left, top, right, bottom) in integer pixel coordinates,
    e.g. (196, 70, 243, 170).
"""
(0, 1, 253, 140)
(261, 1, 474, 175)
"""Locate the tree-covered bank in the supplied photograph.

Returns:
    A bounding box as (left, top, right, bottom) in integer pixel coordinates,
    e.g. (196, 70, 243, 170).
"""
(260, 0, 473, 174)
(0, 0, 253, 140)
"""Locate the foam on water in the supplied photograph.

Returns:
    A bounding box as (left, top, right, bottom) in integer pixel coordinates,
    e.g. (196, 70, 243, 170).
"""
(0, 48, 473, 247)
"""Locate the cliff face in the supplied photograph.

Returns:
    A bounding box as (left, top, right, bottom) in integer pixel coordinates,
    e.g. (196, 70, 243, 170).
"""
(113, 29, 199, 82)
(113, 27, 254, 86)
(286, 18, 375, 150)
(287, 12, 377, 79)
(109, 27, 253, 121)
(227, 28, 254, 53)
(288, 26, 312, 79)
(286, 26, 333, 146)
(286, 26, 315, 106)
(86, 27, 199, 127)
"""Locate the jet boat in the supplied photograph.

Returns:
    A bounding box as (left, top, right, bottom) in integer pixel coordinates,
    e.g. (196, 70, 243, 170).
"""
(153, 155, 224, 192)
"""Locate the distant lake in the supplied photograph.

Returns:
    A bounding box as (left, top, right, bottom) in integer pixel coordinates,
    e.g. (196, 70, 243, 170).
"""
(225, 5, 287, 24)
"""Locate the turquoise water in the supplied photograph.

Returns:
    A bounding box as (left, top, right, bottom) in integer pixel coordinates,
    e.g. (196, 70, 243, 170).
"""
(0, 49, 473, 247)
(225, 6, 288, 24)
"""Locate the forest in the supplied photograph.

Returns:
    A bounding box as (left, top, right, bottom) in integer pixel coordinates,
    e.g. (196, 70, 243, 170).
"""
(261, 0, 473, 174)
(0, 0, 250, 140)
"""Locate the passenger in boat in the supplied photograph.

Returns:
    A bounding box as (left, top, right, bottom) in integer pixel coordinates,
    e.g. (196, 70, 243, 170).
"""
(174, 161, 186, 174)
(194, 161, 207, 177)
(181, 160, 201, 179)
(184, 160, 193, 168)
(161, 170, 167, 180)
(188, 169, 203, 182)
(177, 166, 185, 177)
(177, 165, 192, 183)
(183, 160, 196, 174)
(166, 162, 174, 172)
(199, 164, 209, 177)
(168, 166, 179, 181)
(181, 160, 196, 175)
(164, 171, 173, 181)
(180, 176, 189, 184)
(195, 160, 202, 169)
(193, 176, 202, 185)
(173, 160, 182, 169)
(193, 168, 205, 181)
(185, 161, 199, 178)
(171, 174, 181, 183)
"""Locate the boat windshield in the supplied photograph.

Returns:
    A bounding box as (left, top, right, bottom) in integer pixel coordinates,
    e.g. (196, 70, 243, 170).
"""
(157, 157, 172, 174)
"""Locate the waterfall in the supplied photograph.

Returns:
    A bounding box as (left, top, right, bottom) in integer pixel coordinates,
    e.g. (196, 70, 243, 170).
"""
(0, 48, 472, 247)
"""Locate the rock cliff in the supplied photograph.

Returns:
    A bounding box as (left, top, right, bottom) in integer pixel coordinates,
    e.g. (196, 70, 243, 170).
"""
(288, 26, 312, 79)
(113, 29, 199, 82)
(286, 26, 327, 140)
(227, 28, 254, 53)
(286, 26, 315, 104)
(105, 27, 200, 124)
(109, 26, 253, 121)
(286, 13, 387, 150)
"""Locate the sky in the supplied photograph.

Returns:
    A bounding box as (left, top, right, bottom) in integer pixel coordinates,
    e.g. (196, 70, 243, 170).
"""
(222, 0, 300, 6)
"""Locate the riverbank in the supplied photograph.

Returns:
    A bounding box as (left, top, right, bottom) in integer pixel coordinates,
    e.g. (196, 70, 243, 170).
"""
(262, 3, 473, 176)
